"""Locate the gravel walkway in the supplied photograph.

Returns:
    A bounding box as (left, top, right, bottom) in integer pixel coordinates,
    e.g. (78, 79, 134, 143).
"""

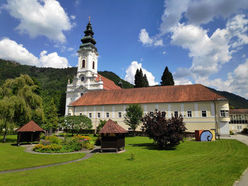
(221, 134, 248, 186)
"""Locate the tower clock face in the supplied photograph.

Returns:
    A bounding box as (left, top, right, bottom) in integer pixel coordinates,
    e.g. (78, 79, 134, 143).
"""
(81, 76, 85, 81)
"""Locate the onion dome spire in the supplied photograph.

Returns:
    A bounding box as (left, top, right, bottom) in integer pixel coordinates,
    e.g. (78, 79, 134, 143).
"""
(80, 16, 97, 51)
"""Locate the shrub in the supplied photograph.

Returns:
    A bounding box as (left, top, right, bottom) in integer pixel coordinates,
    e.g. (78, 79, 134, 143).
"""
(33, 144, 62, 153)
(230, 130, 234, 135)
(142, 110, 186, 149)
(64, 138, 82, 151)
(45, 135, 61, 144)
(83, 142, 94, 150)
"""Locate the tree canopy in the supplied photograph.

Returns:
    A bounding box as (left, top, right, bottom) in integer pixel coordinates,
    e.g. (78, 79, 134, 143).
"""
(124, 104, 143, 131)
(0, 74, 44, 142)
(161, 66, 174, 86)
(64, 115, 92, 135)
(142, 110, 186, 149)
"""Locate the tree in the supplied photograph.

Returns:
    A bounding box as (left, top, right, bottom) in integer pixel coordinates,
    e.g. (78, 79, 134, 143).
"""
(96, 120, 107, 134)
(124, 104, 143, 131)
(64, 115, 92, 135)
(143, 74, 149, 87)
(0, 97, 15, 142)
(134, 68, 149, 88)
(142, 110, 186, 149)
(0, 75, 45, 142)
(43, 98, 59, 133)
(161, 66, 174, 86)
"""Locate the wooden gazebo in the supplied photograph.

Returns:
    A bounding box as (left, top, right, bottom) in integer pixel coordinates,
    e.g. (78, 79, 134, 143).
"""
(16, 120, 45, 145)
(99, 119, 128, 152)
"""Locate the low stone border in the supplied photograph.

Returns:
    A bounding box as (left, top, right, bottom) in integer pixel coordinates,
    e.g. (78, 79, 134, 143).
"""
(24, 144, 93, 155)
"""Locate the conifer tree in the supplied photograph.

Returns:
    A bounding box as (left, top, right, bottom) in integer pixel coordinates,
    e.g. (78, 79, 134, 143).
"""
(134, 69, 141, 88)
(161, 66, 174, 86)
(143, 74, 149, 87)
(134, 68, 149, 88)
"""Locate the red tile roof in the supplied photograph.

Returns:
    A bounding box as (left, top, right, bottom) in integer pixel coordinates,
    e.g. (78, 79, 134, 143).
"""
(99, 119, 128, 134)
(96, 74, 121, 90)
(70, 84, 226, 106)
(17, 120, 45, 132)
(230, 109, 248, 114)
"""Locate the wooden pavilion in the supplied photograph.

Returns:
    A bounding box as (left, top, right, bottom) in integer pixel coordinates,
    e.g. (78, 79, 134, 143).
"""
(99, 119, 128, 152)
(16, 120, 45, 145)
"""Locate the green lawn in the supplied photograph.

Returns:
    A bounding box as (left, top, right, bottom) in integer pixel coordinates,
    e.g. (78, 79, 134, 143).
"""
(0, 137, 248, 186)
(0, 135, 85, 171)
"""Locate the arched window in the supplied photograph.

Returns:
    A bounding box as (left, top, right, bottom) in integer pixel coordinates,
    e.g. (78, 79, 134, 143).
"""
(92, 61, 95, 69)
(82, 60, 85, 68)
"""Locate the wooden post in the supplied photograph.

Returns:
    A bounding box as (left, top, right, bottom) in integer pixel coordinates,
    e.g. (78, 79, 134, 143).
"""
(31, 132, 33, 144)
(17, 133, 20, 146)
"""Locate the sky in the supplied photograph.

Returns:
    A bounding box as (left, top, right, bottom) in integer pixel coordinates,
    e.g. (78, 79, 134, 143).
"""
(0, 0, 248, 99)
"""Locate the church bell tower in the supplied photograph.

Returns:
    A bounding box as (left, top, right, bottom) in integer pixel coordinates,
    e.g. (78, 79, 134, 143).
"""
(65, 18, 103, 115)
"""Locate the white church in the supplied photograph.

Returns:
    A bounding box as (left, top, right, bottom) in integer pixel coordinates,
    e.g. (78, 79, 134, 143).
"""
(65, 20, 230, 136)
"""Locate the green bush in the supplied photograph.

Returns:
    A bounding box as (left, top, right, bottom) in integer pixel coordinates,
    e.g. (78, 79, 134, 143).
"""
(230, 130, 234, 135)
(64, 138, 82, 151)
(45, 136, 61, 144)
(33, 144, 62, 153)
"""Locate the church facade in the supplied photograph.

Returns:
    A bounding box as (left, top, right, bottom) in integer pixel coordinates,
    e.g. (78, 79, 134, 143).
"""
(65, 20, 230, 136)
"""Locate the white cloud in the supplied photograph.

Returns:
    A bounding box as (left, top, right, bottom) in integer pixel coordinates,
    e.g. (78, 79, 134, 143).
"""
(4, 0, 72, 43)
(0, 38, 39, 66)
(162, 51, 166, 55)
(39, 50, 69, 68)
(159, 0, 190, 34)
(124, 61, 158, 86)
(70, 15, 76, 20)
(139, 29, 153, 45)
(174, 78, 192, 85)
(0, 38, 69, 68)
(154, 39, 164, 46)
(194, 59, 248, 98)
(171, 24, 231, 78)
(186, 0, 248, 25)
(139, 29, 163, 46)
(138, 0, 248, 98)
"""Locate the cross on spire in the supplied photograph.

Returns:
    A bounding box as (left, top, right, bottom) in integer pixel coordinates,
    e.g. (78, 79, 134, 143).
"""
(89, 16, 91, 23)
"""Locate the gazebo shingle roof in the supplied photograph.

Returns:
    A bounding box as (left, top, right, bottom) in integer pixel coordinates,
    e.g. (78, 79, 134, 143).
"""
(17, 120, 44, 132)
(99, 119, 128, 134)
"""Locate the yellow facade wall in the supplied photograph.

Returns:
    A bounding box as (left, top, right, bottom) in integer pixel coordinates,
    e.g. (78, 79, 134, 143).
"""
(69, 100, 230, 134)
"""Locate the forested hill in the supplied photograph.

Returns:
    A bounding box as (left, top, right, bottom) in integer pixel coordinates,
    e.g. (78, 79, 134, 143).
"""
(0, 59, 133, 116)
(0, 59, 247, 115)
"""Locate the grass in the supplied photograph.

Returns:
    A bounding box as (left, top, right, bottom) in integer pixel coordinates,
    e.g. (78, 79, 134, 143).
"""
(0, 137, 248, 185)
(0, 135, 85, 171)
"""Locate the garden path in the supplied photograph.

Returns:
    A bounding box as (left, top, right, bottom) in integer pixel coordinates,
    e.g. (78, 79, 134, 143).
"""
(0, 149, 93, 174)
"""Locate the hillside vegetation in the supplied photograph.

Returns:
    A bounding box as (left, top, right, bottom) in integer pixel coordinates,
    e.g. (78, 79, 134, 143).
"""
(0, 59, 247, 115)
(0, 59, 133, 116)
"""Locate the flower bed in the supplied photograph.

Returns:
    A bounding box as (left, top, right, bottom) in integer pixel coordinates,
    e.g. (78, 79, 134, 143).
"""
(33, 135, 95, 153)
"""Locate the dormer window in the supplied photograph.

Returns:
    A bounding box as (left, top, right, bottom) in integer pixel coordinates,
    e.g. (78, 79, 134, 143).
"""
(92, 61, 95, 69)
(82, 60, 85, 68)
